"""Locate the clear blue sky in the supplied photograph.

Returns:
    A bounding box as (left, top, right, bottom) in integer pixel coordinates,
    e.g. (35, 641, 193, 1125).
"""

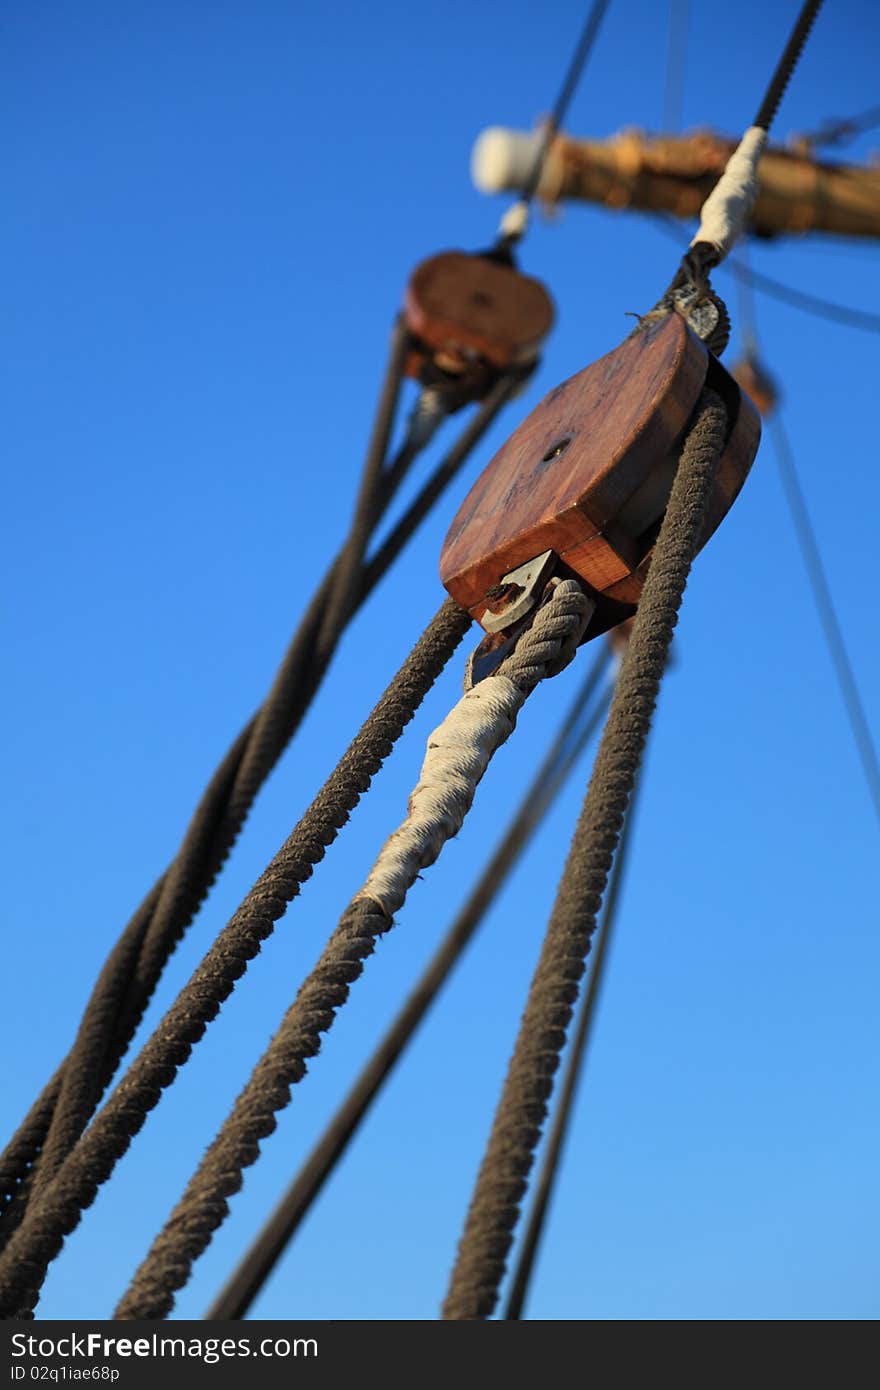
(4, 0, 878, 1321)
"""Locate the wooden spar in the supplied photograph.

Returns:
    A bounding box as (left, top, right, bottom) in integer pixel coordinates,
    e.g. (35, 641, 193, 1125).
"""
(472, 126, 880, 240)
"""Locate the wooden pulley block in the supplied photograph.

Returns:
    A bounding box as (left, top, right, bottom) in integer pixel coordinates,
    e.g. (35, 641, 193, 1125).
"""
(403, 251, 554, 389)
(440, 311, 760, 641)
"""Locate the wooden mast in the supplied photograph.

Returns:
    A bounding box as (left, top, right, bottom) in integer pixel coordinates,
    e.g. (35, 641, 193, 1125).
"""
(473, 126, 880, 240)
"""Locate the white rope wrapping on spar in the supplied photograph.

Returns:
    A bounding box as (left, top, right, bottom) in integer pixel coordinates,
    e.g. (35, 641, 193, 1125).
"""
(358, 579, 593, 917)
(690, 125, 768, 261)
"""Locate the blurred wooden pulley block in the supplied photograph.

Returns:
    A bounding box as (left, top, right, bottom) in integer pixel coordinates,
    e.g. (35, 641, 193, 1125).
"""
(404, 251, 555, 395)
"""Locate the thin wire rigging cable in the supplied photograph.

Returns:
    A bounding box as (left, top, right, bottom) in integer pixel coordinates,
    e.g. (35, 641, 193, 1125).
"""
(522, 0, 612, 203)
(734, 263, 880, 821)
(794, 102, 880, 150)
(499, 0, 612, 242)
(663, 0, 689, 133)
(770, 412, 880, 820)
(724, 256, 880, 335)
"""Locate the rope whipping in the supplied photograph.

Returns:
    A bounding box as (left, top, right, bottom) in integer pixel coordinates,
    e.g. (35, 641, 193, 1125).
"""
(205, 648, 612, 1320)
(442, 387, 728, 1320)
(0, 348, 522, 1239)
(503, 758, 644, 1320)
(114, 580, 593, 1320)
(0, 599, 472, 1319)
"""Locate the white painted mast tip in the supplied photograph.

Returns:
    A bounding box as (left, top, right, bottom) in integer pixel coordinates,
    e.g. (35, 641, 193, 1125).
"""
(471, 127, 543, 193)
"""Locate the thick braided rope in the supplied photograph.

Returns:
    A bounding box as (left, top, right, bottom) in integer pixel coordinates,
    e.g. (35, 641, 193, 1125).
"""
(0, 495, 363, 1227)
(114, 581, 591, 1320)
(0, 324, 411, 1229)
(0, 568, 345, 1248)
(442, 389, 728, 1319)
(0, 373, 519, 1236)
(0, 599, 471, 1319)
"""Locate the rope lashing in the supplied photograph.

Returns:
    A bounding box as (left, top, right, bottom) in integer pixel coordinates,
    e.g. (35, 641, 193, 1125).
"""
(494, 0, 612, 249)
(688, 126, 766, 264)
(442, 387, 728, 1320)
(114, 580, 593, 1320)
(362, 581, 592, 916)
(0, 599, 472, 1320)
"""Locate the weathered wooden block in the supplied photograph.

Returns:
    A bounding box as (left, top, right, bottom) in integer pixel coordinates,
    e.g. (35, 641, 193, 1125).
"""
(404, 251, 555, 374)
(440, 312, 760, 635)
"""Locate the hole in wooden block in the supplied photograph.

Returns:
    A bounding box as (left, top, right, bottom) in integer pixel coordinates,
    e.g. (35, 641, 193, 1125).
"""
(541, 436, 572, 465)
